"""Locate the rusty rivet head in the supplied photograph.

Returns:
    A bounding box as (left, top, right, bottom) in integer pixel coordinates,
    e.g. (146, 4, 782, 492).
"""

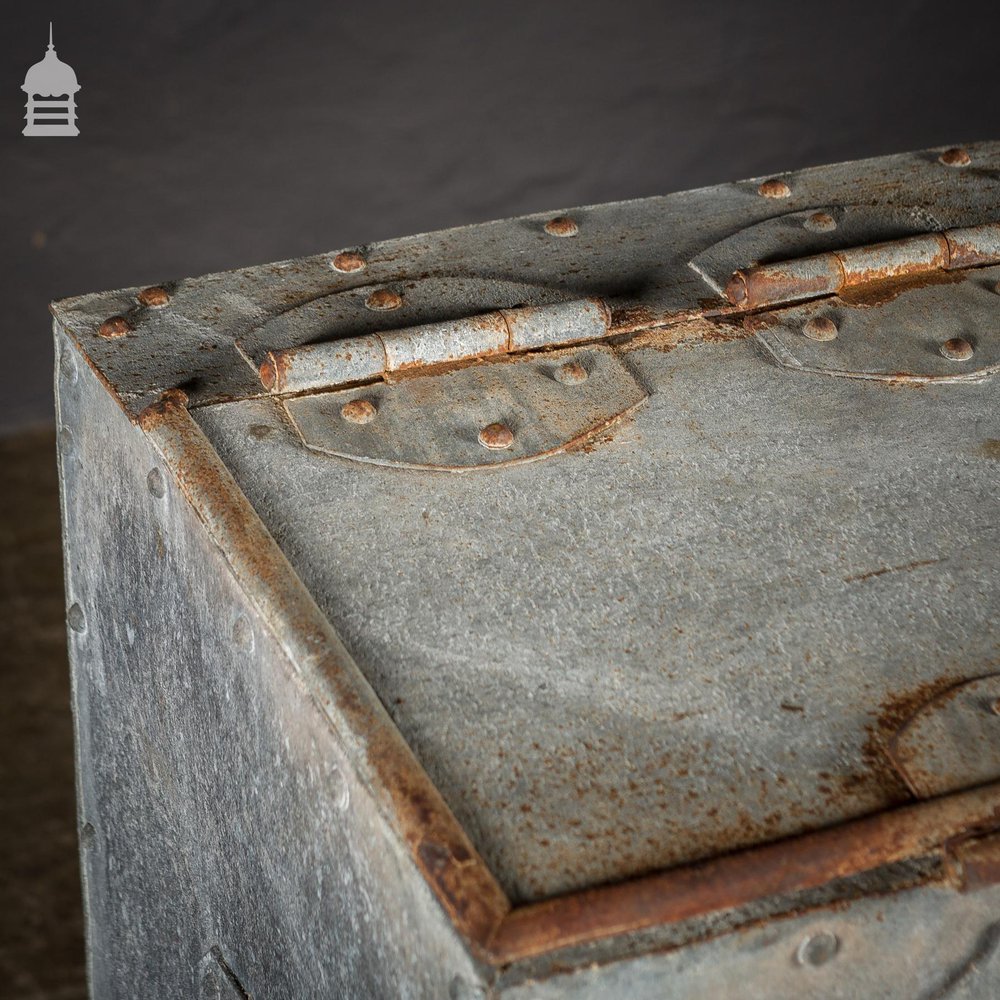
(97, 316, 131, 339)
(554, 360, 588, 385)
(331, 250, 366, 273)
(804, 211, 836, 233)
(478, 422, 514, 451)
(365, 288, 403, 311)
(544, 216, 579, 237)
(940, 337, 973, 361)
(341, 398, 377, 424)
(137, 286, 169, 308)
(758, 178, 791, 199)
(802, 316, 838, 342)
(939, 147, 971, 167)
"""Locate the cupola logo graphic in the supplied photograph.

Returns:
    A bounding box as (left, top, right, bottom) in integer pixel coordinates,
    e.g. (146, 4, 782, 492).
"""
(22, 23, 80, 137)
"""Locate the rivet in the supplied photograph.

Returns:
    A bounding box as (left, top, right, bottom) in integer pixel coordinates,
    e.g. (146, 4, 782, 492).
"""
(939, 147, 971, 167)
(97, 316, 131, 339)
(59, 347, 78, 384)
(554, 360, 588, 385)
(804, 211, 836, 233)
(758, 178, 791, 199)
(137, 286, 170, 308)
(341, 399, 377, 424)
(67, 603, 86, 633)
(989, 697, 1000, 716)
(802, 316, 838, 342)
(332, 251, 367, 273)
(331, 764, 350, 812)
(940, 337, 973, 361)
(478, 422, 514, 451)
(544, 216, 579, 237)
(365, 288, 402, 311)
(796, 931, 839, 967)
(146, 468, 166, 498)
(232, 616, 255, 652)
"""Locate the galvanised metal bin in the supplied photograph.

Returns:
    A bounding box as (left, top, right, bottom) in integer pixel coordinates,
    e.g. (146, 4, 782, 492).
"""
(54, 143, 1000, 998)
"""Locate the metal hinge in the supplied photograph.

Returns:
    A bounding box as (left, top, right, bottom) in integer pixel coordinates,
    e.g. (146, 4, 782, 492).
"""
(259, 298, 612, 395)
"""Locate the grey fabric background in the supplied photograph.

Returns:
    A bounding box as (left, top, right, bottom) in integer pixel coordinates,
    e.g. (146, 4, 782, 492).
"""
(2, 0, 998, 429)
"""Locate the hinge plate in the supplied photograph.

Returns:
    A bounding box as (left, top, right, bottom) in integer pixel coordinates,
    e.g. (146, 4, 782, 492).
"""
(752, 266, 1000, 383)
(283, 344, 647, 471)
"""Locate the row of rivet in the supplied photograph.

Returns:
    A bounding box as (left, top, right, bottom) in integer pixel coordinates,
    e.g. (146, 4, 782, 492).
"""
(338, 358, 589, 451)
(801, 314, 976, 361)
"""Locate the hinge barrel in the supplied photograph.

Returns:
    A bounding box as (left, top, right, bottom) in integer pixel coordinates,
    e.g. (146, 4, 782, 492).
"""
(726, 222, 1000, 309)
(260, 298, 610, 394)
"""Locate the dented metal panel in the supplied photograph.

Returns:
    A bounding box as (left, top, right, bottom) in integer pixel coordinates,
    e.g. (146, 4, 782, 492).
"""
(54, 142, 1000, 997)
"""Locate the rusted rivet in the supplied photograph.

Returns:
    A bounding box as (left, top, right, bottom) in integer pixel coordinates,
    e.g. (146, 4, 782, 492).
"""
(804, 211, 836, 233)
(67, 603, 86, 633)
(554, 360, 588, 385)
(137, 286, 169, 308)
(341, 399, 377, 424)
(796, 931, 839, 967)
(802, 316, 838, 342)
(478, 422, 514, 451)
(544, 216, 579, 237)
(365, 288, 402, 311)
(97, 316, 131, 339)
(146, 468, 166, 498)
(332, 251, 366, 273)
(939, 147, 971, 167)
(758, 178, 791, 199)
(940, 337, 973, 361)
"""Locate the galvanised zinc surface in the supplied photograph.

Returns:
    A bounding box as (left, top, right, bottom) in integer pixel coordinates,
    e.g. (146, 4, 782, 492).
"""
(196, 329, 998, 903)
(51, 143, 1000, 919)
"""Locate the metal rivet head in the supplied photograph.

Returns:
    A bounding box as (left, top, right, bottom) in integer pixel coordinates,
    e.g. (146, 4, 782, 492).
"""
(332, 251, 366, 273)
(137, 286, 170, 308)
(59, 347, 78, 384)
(939, 147, 971, 167)
(147, 468, 166, 498)
(796, 931, 839, 967)
(802, 317, 838, 342)
(804, 211, 836, 233)
(478, 422, 514, 451)
(940, 337, 973, 361)
(554, 360, 588, 385)
(232, 616, 254, 652)
(758, 178, 791, 199)
(67, 603, 86, 633)
(365, 288, 402, 311)
(544, 216, 579, 237)
(97, 316, 131, 339)
(341, 399, 377, 424)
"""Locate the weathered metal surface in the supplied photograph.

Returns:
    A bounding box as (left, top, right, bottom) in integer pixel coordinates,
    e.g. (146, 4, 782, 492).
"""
(56, 332, 497, 996)
(283, 344, 646, 470)
(950, 833, 1000, 894)
(753, 265, 1000, 383)
(887, 675, 1000, 798)
(53, 143, 1000, 996)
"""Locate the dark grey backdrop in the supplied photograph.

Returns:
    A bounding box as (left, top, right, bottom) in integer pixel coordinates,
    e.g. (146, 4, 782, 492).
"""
(3, 0, 999, 429)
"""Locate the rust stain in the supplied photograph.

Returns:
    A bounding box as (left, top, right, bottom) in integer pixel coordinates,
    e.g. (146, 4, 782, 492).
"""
(843, 558, 942, 584)
(978, 439, 1000, 461)
(838, 268, 965, 308)
(259, 351, 289, 392)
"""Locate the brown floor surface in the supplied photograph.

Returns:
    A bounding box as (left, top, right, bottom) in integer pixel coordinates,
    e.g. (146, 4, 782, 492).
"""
(0, 427, 87, 998)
